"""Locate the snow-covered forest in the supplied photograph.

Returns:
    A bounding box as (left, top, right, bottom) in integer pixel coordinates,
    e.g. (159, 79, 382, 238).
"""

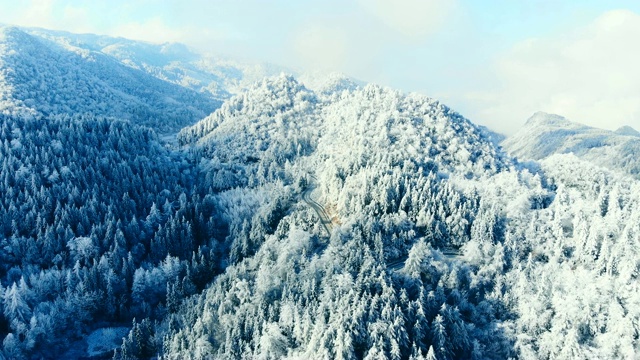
(1, 26, 640, 360)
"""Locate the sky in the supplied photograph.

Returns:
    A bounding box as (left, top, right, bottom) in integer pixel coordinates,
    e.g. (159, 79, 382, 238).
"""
(1, 0, 640, 134)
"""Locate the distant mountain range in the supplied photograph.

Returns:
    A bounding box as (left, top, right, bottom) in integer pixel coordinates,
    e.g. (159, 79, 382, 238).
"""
(0, 25, 358, 133)
(23, 26, 291, 101)
(503, 111, 640, 177)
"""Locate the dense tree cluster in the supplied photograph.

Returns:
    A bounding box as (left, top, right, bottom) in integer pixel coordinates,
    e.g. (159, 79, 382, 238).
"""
(0, 114, 228, 358)
(498, 155, 640, 359)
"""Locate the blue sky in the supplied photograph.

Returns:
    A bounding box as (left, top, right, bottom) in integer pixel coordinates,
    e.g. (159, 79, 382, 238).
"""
(2, 0, 639, 133)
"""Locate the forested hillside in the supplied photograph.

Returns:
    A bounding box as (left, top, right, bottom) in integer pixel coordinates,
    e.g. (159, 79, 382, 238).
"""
(162, 76, 518, 359)
(0, 26, 219, 132)
(165, 76, 640, 359)
(0, 114, 234, 358)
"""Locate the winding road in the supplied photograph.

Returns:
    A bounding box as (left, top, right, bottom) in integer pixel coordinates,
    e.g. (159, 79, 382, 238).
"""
(301, 176, 333, 236)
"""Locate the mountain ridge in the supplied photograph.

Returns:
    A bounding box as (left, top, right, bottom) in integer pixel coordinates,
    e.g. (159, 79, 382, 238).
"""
(0, 25, 220, 132)
(503, 111, 640, 177)
(615, 125, 640, 137)
(1, 25, 364, 134)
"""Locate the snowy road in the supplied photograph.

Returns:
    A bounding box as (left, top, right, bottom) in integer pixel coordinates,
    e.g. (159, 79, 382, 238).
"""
(301, 176, 333, 236)
(387, 259, 406, 271)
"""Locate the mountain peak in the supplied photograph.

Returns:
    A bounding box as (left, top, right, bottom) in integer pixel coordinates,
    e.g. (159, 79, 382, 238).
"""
(298, 72, 360, 95)
(0, 25, 35, 46)
(248, 73, 316, 104)
(0, 24, 21, 35)
(615, 125, 640, 137)
(524, 111, 572, 127)
(505, 111, 640, 177)
(258, 73, 303, 91)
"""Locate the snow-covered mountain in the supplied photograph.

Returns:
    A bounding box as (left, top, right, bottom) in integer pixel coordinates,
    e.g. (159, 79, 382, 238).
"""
(168, 75, 518, 359)
(23, 27, 291, 101)
(615, 125, 640, 137)
(163, 78, 640, 359)
(503, 111, 640, 177)
(21, 27, 361, 101)
(0, 25, 223, 132)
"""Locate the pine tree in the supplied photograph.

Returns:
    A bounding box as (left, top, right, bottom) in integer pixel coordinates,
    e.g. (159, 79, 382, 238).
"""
(430, 314, 450, 360)
(425, 345, 437, 360)
(3, 281, 31, 326)
(145, 202, 162, 234)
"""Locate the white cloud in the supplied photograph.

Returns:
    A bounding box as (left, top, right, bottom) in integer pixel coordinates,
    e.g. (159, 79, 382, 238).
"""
(0, 1, 189, 44)
(8, 0, 56, 28)
(356, 0, 457, 41)
(0, 0, 90, 33)
(467, 9, 640, 135)
(61, 5, 93, 33)
(111, 17, 185, 43)
(292, 24, 349, 71)
(288, 0, 459, 77)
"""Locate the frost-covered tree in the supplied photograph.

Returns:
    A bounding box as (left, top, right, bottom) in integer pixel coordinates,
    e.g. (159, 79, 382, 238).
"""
(2, 281, 30, 327)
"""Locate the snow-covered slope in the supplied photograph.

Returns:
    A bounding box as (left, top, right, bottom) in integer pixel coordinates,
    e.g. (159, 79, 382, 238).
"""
(0, 26, 222, 132)
(166, 76, 525, 359)
(24, 27, 292, 100)
(503, 111, 640, 177)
